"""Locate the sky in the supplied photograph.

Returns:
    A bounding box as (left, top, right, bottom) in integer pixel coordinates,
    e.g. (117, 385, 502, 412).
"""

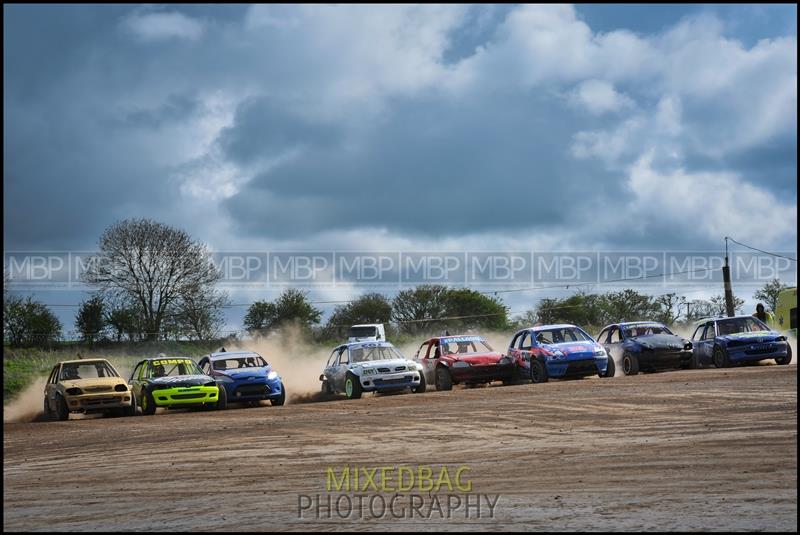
(3, 4, 797, 332)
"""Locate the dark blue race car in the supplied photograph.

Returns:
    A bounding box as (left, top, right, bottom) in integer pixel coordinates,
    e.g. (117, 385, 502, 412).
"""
(198, 351, 286, 406)
(690, 315, 792, 368)
(596, 321, 693, 376)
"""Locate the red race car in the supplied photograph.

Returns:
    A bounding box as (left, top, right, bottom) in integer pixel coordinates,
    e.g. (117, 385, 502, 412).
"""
(412, 335, 515, 391)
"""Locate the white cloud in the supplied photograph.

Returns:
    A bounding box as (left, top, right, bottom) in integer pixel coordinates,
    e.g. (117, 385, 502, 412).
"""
(122, 10, 205, 42)
(570, 79, 633, 114)
(626, 152, 797, 246)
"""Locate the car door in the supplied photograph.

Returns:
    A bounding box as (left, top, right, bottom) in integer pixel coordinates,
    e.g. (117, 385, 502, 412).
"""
(605, 326, 623, 361)
(507, 331, 524, 366)
(693, 323, 715, 365)
(326, 346, 349, 393)
(128, 361, 146, 400)
(414, 341, 434, 383)
(44, 365, 59, 412)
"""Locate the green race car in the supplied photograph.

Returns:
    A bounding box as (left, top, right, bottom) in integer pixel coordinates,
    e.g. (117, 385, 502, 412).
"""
(128, 357, 226, 415)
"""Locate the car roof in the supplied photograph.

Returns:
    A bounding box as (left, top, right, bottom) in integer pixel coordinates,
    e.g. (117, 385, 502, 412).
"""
(524, 324, 577, 331)
(432, 334, 484, 341)
(207, 351, 260, 360)
(140, 356, 196, 362)
(342, 341, 395, 349)
(57, 358, 111, 365)
(618, 321, 666, 327)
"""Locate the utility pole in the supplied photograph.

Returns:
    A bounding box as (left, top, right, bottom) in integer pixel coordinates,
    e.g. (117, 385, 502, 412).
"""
(723, 237, 736, 317)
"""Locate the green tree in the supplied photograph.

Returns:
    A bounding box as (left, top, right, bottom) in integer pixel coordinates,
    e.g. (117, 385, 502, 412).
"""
(3, 296, 62, 347)
(75, 295, 107, 343)
(753, 278, 790, 313)
(442, 288, 508, 331)
(325, 293, 392, 339)
(106, 304, 143, 342)
(84, 218, 222, 340)
(391, 285, 450, 334)
(244, 289, 321, 336)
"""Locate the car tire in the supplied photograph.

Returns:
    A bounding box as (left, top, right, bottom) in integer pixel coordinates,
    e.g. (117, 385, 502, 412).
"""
(776, 344, 792, 366)
(55, 395, 69, 421)
(42, 397, 53, 421)
(216, 385, 228, 410)
(412, 372, 426, 393)
(345, 373, 362, 399)
(125, 392, 138, 416)
(530, 358, 549, 384)
(604, 355, 616, 378)
(435, 367, 453, 391)
(321, 380, 334, 398)
(141, 389, 157, 416)
(271, 383, 286, 406)
(712, 346, 730, 368)
(623, 353, 639, 375)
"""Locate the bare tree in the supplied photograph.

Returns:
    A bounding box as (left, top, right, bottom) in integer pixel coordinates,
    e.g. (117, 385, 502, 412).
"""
(84, 219, 222, 340)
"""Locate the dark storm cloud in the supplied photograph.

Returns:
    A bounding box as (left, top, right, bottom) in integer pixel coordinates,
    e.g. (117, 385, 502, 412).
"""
(221, 90, 624, 238)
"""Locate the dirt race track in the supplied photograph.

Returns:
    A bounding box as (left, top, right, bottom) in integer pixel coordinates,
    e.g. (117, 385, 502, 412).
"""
(3, 366, 797, 531)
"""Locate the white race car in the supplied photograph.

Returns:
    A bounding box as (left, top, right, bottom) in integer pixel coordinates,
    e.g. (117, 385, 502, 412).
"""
(320, 341, 425, 399)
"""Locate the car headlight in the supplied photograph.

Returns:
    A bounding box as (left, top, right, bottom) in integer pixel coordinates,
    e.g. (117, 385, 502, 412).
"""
(65, 387, 83, 396)
(593, 349, 607, 358)
(204, 381, 217, 387)
(547, 351, 565, 360)
(361, 368, 376, 375)
(114, 384, 128, 392)
(216, 374, 234, 383)
(498, 357, 511, 365)
(267, 370, 278, 380)
(684, 342, 693, 350)
(452, 361, 470, 368)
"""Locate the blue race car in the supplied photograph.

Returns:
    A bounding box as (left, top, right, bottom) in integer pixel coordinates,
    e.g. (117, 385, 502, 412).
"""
(198, 351, 286, 406)
(507, 324, 609, 383)
(690, 315, 792, 368)
(596, 321, 693, 376)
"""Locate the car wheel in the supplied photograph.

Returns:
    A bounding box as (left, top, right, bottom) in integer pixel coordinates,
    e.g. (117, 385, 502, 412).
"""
(412, 372, 426, 393)
(345, 373, 362, 399)
(271, 383, 286, 406)
(435, 367, 453, 391)
(712, 346, 730, 368)
(42, 397, 53, 420)
(622, 353, 639, 375)
(55, 395, 69, 421)
(141, 389, 157, 416)
(604, 355, 616, 378)
(321, 380, 334, 398)
(775, 344, 792, 365)
(125, 392, 138, 416)
(216, 385, 228, 410)
(530, 358, 549, 384)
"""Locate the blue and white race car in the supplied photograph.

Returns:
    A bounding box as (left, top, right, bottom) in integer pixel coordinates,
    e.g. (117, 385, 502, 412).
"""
(507, 324, 609, 383)
(320, 341, 425, 399)
(198, 351, 286, 406)
(690, 315, 792, 368)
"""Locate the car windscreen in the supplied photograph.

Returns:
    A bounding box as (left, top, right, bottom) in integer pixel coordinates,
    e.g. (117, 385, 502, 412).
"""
(213, 356, 268, 370)
(534, 327, 592, 344)
(349, 345, 403, 363)
(59, 361, 118, 381)
(717, 317, 769, 336)
(348, 326, 377, 338)
(623, 324, 673, 337)
(149, 359, 204, 378)
(441, 337, 493, 355)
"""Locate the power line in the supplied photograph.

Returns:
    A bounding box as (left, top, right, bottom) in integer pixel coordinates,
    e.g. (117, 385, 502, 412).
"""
(726, 237, 797, 262)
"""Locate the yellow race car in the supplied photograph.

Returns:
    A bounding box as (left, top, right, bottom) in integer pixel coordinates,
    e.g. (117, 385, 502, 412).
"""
(43, 359, 136, 420)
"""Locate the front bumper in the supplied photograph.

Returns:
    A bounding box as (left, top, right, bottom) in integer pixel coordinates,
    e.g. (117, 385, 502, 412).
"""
(66, 391, 133, 412)
(360, 371, 421, 391)
(151, 385, 219, 406)
(727, 342, 789, 363)
(450, 363, 514, 383)
(637, 349, 693, 369)
(546, 358, 606, 378)
(227, 378, 283, 401)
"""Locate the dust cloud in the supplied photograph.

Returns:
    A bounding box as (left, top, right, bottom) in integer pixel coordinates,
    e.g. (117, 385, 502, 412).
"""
(3, 378, 48, 423)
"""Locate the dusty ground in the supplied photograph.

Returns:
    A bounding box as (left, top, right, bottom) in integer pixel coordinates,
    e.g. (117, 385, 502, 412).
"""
(3, 366, 797, 531)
